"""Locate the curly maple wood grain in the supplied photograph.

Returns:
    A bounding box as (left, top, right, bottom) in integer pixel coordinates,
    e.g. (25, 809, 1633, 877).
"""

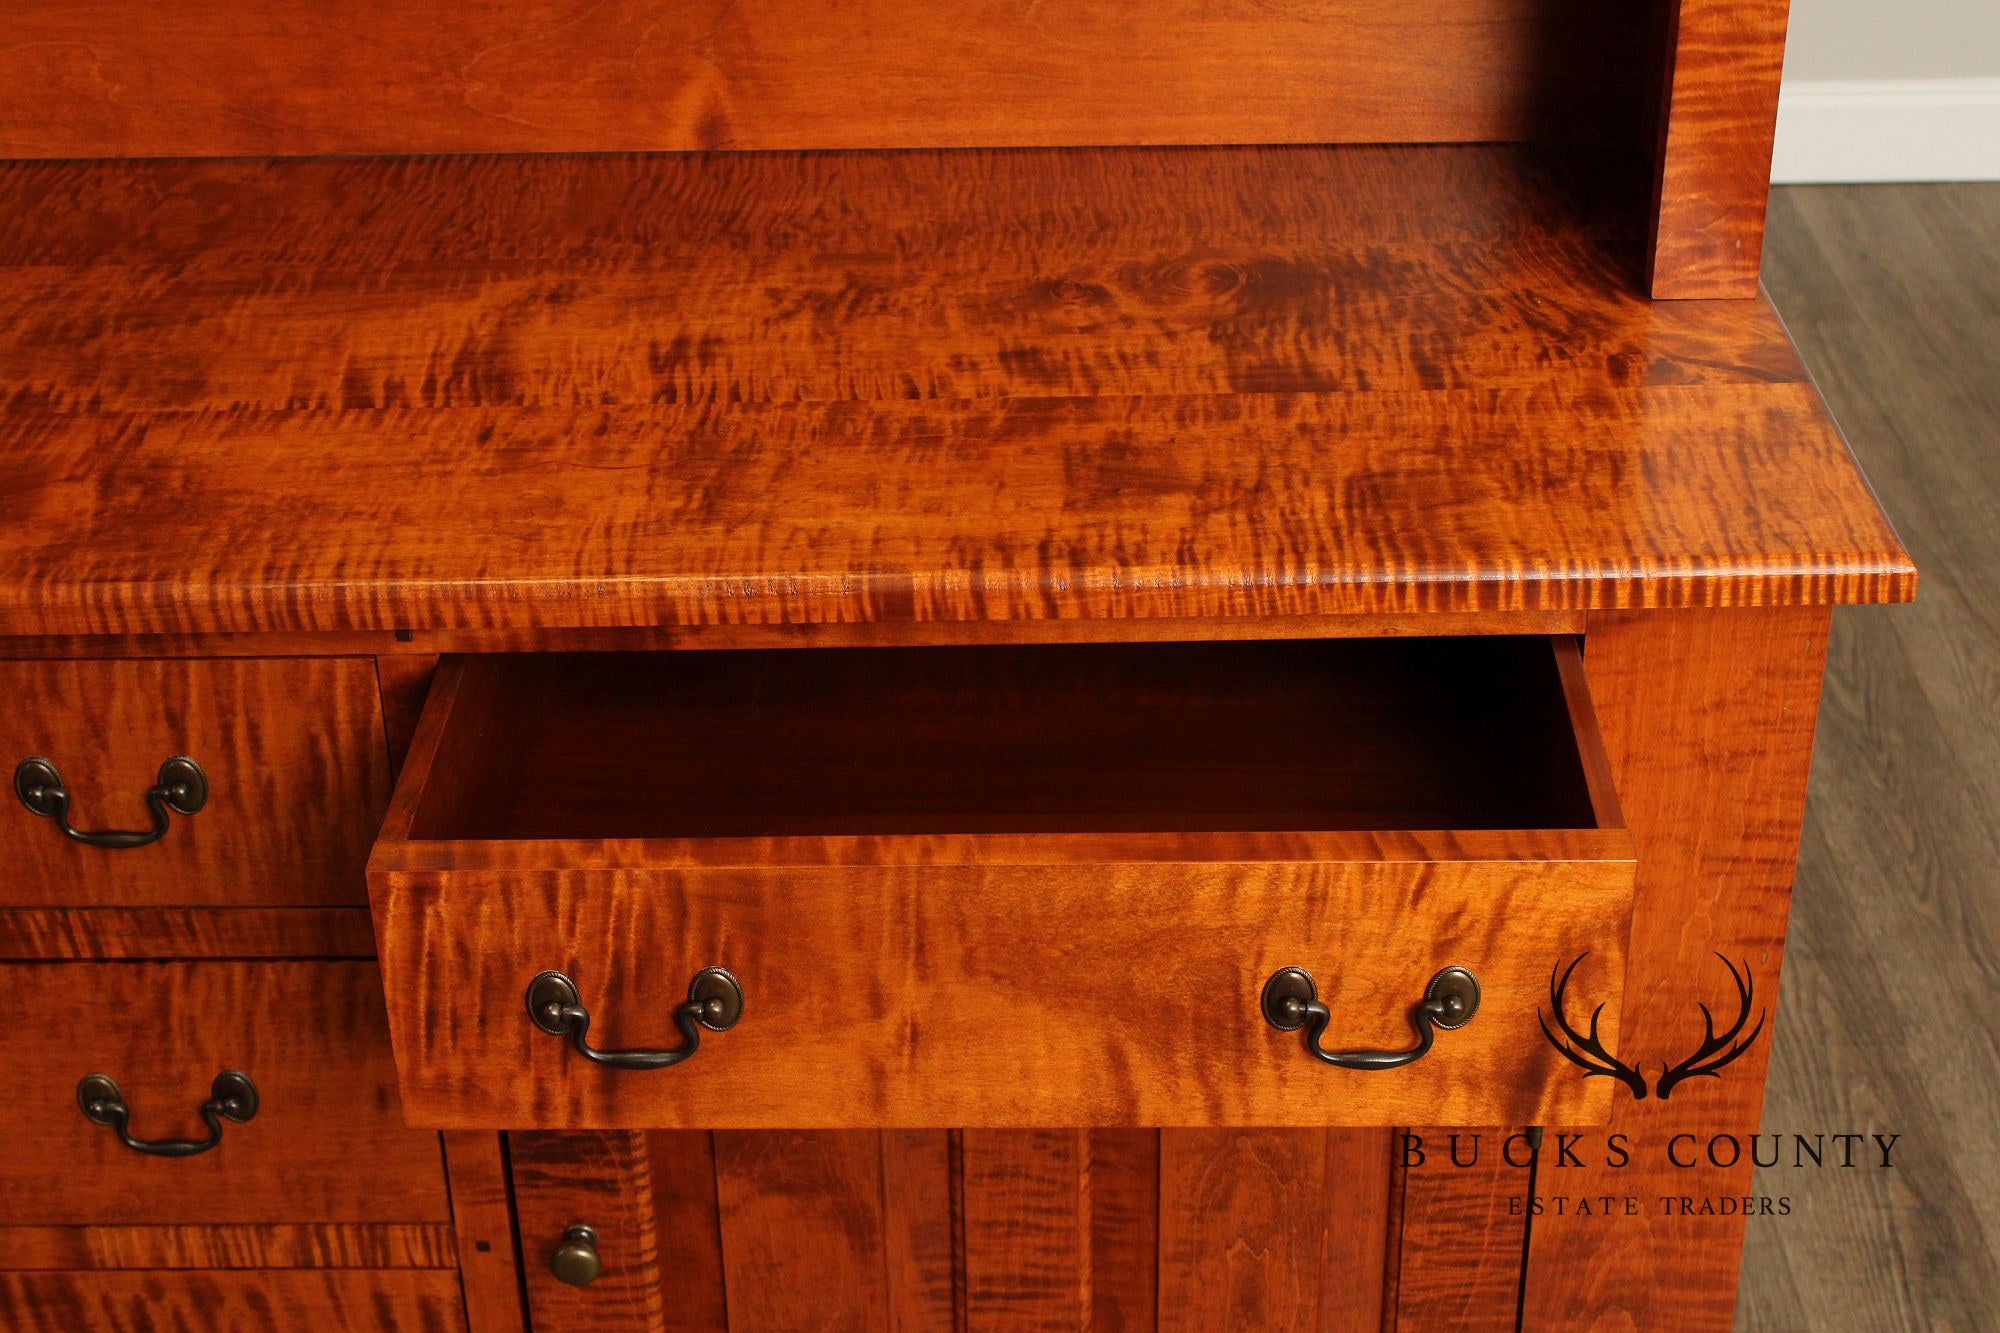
(508, 1130, 722, 1332)
(0, 658, 388, 906)
(0, 0, 1643, 158)
(0, 1223, 457, 1270)
(441, 1131, 527, 1333)
(0, 147, 1911, 635)
(1156, 1129, 1392, 1331)
(370, 851, 1632, 1130)
(1390, 1128, 1532, 1330)
(0, 962, 449, 1226)
(0, 907, 376, 958)
(1522, 607, 1832, 1329)
(713, 1131, 956, 1329)
(1648, 0, 1794, 297)
(0, 1271, 466, 1333)
(0, 145, 1636, 271)
(0, 385, 1913, 635)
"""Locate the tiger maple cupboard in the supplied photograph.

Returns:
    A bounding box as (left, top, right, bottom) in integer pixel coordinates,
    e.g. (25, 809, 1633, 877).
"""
(0, 0, 1912, 1328)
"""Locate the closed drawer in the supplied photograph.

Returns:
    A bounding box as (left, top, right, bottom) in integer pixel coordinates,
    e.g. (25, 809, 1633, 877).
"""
(0, 658, 389, 907)
(0, 1272, 466, 1332)
(369, 637, 1637, 1129)
(0, 961, 450, 1225)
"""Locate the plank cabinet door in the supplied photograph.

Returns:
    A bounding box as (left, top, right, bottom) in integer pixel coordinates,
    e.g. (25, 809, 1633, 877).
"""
(511, 1128, 1404, 1331)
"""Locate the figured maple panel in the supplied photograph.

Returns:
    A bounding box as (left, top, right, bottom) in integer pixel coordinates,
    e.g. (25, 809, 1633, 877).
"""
(0, 146, 1911, 635)
(713, 1131, 955, 1329)
(1157, 1129, 1392, 1331)
(0, 1223, 456, 1270)
(0, 658, 388, 907)
(1648, 0, 1793, 297)
(1523, 607, 1832, 1329)
(0, 1271, 465, 1332)
(0, 0, 1645, 158)
(0, 962, 450, 1226)
(371, 846, 1633, 1129)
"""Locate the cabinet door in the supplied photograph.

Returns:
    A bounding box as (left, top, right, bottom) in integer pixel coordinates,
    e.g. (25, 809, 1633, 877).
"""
(511, 1129, 1401, 1330)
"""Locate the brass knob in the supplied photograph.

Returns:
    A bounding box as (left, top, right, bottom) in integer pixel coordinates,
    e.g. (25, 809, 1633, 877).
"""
(550, 1223, 601, 1287)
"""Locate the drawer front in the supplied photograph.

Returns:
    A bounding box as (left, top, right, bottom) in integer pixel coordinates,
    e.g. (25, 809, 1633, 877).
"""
(0, 1272, 466, 1332)
(0, 658, 388, 907)
(373, 839, 1634, 1129)
(0, 962, 450, 1225)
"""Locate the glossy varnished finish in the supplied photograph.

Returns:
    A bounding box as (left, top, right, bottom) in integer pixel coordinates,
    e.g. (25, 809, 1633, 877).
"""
(377, 844, 1633, 1130)
(0, 0, 1644, 158)
(0, 147, 1909, 636)
(0, 962, 449, 1226)
(1647, 0, 1793, 297)
(0, 658, 388, 906)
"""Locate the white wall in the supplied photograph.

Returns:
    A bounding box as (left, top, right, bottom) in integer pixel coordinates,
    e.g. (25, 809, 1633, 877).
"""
(1774, 0, 2000, 181)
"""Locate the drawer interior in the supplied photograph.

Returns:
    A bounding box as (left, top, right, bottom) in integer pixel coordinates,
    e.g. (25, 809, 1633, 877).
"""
(400, 636, 1614, 841)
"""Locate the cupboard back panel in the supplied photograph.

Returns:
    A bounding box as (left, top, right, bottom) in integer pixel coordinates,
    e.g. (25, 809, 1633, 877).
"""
(0, 0, 1647, 158)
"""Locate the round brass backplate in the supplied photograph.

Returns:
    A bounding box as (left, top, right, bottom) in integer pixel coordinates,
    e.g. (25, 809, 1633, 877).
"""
(688, 967, 745, 1031)
(1425, 966, 1481, 1030)
(1260, 967, 1319, 1031)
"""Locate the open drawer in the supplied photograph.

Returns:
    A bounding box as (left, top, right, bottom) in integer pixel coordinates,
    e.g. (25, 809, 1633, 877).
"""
(368, 636, 1635, 1129)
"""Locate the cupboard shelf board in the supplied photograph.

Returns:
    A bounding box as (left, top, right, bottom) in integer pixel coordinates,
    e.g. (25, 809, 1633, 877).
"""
(0, 144, 1911, 635)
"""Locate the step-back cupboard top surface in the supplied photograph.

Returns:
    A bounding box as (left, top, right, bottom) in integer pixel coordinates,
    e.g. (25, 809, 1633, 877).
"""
(0, 2, 1912, 1330)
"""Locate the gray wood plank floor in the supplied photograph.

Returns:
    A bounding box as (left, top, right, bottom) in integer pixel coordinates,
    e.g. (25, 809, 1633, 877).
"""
(1739, 185, 2000, 1330)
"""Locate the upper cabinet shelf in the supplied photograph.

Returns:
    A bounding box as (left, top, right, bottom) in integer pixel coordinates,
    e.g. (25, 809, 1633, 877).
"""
(0, 144, 1912, 636)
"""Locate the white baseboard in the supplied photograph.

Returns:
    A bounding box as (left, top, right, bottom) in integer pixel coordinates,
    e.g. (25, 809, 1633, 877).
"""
(1772, 79, 2000, 183)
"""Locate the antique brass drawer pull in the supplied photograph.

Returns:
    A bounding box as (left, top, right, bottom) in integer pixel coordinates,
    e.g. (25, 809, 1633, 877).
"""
(1261, 965, 1480, 1069)
(14, 755, 208, 849)
(527, 968, 743, 1070)
(75, 1071, 259, 1157)
(550, 1224, 602, 1287)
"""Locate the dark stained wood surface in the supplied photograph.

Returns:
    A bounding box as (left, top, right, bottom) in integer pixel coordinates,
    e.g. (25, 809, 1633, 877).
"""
(509, 1131, 673, 1331)
(0, 658, 388, 907)
(1736, 183, 2000, 1333)
(1523, 606, 1832, 1329)
(441, 1131, 527, 1333)
(0, 907, 376, 958)
(0, 1223, 456, 1270)
(0, 146, 1910, 636)
(713, 1131, 956, 1329)
(0, 612, 1583, 662)
(506, 1127, 1385, 1328)
(958, 1130, 1093, 1327)
(405, 639, 1605, 840)
(1647, 0, 1792, 297)
(0, 1271, 466, 1332)
(0, 0, 1644, 158)
(0, 961, 451, 1227)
